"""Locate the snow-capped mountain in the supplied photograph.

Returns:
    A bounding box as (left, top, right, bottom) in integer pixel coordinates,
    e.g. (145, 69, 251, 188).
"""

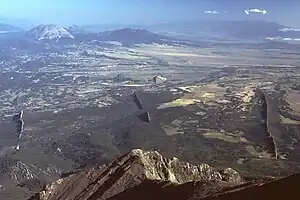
(26, 24, 74, 41)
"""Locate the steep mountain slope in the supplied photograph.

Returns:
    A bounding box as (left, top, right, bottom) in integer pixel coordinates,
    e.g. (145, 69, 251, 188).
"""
(28, 149, 242, 200)
(108, 173, 300, 200)
(28, 149, 300, 200)
(202, 173, 300, 200)
(26, 24, 74, 41)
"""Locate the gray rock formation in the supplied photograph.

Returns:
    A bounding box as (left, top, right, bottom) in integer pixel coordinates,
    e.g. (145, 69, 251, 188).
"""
(220, 168, 242, 183)
(12, 110, 24, 138)
(29, 149, 242, 200)
(138, 112, 151, 123)
(132, 92, 143, 110)
(153, 75, 167, 84)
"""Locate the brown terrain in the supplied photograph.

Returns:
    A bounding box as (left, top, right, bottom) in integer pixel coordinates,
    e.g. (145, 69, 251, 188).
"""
(2, 23, 300, 200)
(28, 149, 300, 200)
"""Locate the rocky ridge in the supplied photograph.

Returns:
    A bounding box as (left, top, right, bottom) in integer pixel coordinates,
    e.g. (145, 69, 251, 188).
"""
(28, 149, 242, 200)
(28, 149, 300, 200)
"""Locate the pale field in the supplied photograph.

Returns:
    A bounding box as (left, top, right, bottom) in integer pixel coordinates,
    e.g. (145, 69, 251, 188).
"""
(284, 90, 300, 113)
(245, 145, 273, 159)
(195, 128, 274, 159)
(199, 128, 249, 144)
(157, 84, 228, 109)
(49, 43, 300, 85)
(280, 115, 300, 125)
(156, 81, 260, 112)
(131, 44, 300, 67)
(162, 124, 184, 136)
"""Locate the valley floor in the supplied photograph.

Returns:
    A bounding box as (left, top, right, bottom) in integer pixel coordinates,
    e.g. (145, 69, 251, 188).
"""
(1, 41, 300, 199)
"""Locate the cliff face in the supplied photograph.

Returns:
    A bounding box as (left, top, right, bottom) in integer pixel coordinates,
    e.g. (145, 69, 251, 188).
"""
(28, 149, 300, 200)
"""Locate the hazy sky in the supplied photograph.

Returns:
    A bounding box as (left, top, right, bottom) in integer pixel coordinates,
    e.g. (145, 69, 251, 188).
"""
(0, 0, 299, 27)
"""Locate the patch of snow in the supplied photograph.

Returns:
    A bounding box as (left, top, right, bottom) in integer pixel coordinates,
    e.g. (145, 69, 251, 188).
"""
(27, 24, 74, 41)
(204, 10, 219, 15)
(177, 87, 192, 93)
(32, 79, 40, 83)
(245, 8, 268, 15)
(279, 27, 300, 32)
(153, 75, 167, 84)
(265, 36, 300, 42)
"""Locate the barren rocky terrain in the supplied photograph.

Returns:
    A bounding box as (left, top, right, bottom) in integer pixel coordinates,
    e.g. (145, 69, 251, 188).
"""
(28, 149, 300, 200)
(0, 21, 300, 199)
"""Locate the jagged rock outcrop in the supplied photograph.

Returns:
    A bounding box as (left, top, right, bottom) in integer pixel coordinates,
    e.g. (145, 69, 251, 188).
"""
(153, 75, 167, 84)
(201, 173, 300, 200)
(28, 149, 300, 200)
(219, 168, 242, 183)
(108, 174, 300, 200)
(28, 149, 242, 200)
(255, 89, 279, 159)
(12, 110, 24, 138)
(132, 92, 143, 110)
(138, 112, 151, 123)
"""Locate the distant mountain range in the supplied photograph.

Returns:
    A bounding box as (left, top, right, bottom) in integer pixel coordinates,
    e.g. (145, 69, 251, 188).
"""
(73, 20, 300, 42)
(23, 24, 172, 46)
(140, 20, 300, 41)
(98, 28, 170, 44)
(2, 20, 300, 45)
(0, 23, 22, 33)
(0, 16, 33, 29)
